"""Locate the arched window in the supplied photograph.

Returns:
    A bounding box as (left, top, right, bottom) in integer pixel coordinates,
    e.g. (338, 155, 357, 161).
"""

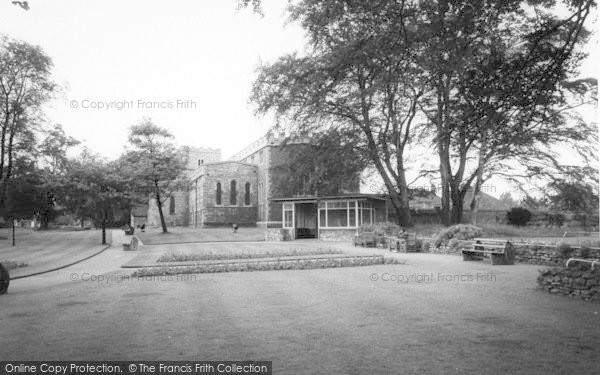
(244, 182, 251, 205)
(230, 180, 237, 205)
(216, 182, 222, 205)
(169, 195, 175, 214)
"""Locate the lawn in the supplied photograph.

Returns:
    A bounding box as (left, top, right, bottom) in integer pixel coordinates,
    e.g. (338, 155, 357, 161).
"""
(1, 250, 598, 374)
(0, 229, 110, 278)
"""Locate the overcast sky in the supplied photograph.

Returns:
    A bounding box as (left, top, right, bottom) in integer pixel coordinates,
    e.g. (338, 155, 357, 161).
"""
(0, 0, 305, 159)
(0, 0, 597, 198)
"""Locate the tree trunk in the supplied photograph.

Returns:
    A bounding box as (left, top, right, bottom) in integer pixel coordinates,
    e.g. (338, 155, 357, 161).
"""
(450, 186, 465, 224)
(154, 181, 168, 233)
(101, 220, 106, 245)
(470, 131, 488, 225)
(12, 218, 15, 246)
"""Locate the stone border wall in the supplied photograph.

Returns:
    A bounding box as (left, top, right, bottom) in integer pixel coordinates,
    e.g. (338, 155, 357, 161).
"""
(265, 228, 292, 241)
(537, 266, 600, 302)
(514, 243, 600, 266)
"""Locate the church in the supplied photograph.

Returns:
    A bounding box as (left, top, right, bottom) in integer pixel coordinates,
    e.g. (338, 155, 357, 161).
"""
(141, 134, 389, 240)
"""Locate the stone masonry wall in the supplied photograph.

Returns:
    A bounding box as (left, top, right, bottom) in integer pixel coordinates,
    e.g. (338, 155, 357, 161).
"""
(514, 243, 600, 267)
(319, 229, 356, 242)
(265, 228, 292, 241)
(147, 190, 189, 227)
(199, 162, 258, 226)
(537, 265, 600, 302)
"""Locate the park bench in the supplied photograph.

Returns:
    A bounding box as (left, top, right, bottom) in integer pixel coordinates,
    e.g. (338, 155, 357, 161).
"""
(387, 233, 417, 253)
(0, 262, 9, 295)
(354, 231, 377, 248)
(123, 236, 139, 251)
(462, 238, 515, 265)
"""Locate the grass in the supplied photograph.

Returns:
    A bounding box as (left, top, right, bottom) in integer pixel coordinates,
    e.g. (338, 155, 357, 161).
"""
(0, 260, 29, 270)
(136, 255, 401, 276)
(157, 247, 343, 262)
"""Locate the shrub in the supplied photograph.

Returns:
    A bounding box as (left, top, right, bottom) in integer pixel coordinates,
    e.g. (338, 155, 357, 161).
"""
(555, 242, 573, 258)
(506, 207, 532, 226)
(433, 224, 482, 248)
(358, 222, 403, 236)
(546, 212, 565, 228)
(420, 239, 431, 252)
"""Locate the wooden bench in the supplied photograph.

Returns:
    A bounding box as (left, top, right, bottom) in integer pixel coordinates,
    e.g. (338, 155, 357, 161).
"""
(0, 262, 9, 295)
(123, 236, 139, 251)
(354, 232, 377, 248)
(462, 238, 515, 265)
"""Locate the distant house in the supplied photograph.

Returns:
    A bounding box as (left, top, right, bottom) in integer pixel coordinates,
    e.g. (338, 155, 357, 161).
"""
(463, 190, 510, 211)
(130, 206, 147, 228)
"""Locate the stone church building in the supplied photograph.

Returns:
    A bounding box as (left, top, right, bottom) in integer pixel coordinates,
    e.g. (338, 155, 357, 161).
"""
(143, 134, 388, 240)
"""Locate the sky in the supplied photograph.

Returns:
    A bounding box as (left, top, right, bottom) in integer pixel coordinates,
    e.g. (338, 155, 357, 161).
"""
(0, 0, 597, 198)
(0, 0, 305, 159)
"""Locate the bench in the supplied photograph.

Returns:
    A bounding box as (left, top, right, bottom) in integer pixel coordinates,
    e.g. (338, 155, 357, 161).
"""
(123, 236, 139, 251)
(0, 263, 9, 295)
(354, 231, 377, 248)
(462, 238, 515, 265)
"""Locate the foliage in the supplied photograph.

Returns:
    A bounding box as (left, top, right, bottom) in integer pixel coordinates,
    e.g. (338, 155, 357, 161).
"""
(250, 0, 596, 227)
(506, 207, 533, 227)
(251, 1, 429, 226)
(0, 35, 56, 214)
(546, 180, 599, 213)
(433, 224, 482, 248)
(124, 118, 187, 233)
(0, 260, 28, 270)
(447, 238, 474, 251)
(545, 212, 565, 227)
(270, 130, 366, 197)
(358, 222, 403, 237)
(135, 255, 401, 276)
(555, 242, 574, 258)
(58, 150, 136, 243)
(158, 247, 342, 262)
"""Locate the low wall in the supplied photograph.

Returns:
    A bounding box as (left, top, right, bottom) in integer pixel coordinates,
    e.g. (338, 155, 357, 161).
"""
(319, 229, 356, 242)
(265, 228, 292, 241)
(514, 243, 600, 267)
(537, 265, 600, 302)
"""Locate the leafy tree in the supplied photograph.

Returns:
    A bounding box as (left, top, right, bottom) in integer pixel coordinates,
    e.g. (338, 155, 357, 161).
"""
(413, 0, 596, 225)
(499, 192, 516, 209)
(546, 180, 599, 213)
(59, 152, 135, 244)
(124, 118, 186, 233)
(270, 130, 367, 197)
(0, 35, 56, 214)
(251, 1, 427, 226)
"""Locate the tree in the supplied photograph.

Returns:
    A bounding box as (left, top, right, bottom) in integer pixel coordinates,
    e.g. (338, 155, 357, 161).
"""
(499, 192, 516, 208)
(412, 0, 596, 225)
(125, 118, 186, 233)
(59, 152, 135, 244)
(546, 179, 599, 213)
(0, 35, 55, 214)
(270, 130, 367, 197)
(251, 1, 426, 226)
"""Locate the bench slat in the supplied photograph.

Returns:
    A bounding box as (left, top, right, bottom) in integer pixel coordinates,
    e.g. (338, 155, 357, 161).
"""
(472, 244, 507, 249)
